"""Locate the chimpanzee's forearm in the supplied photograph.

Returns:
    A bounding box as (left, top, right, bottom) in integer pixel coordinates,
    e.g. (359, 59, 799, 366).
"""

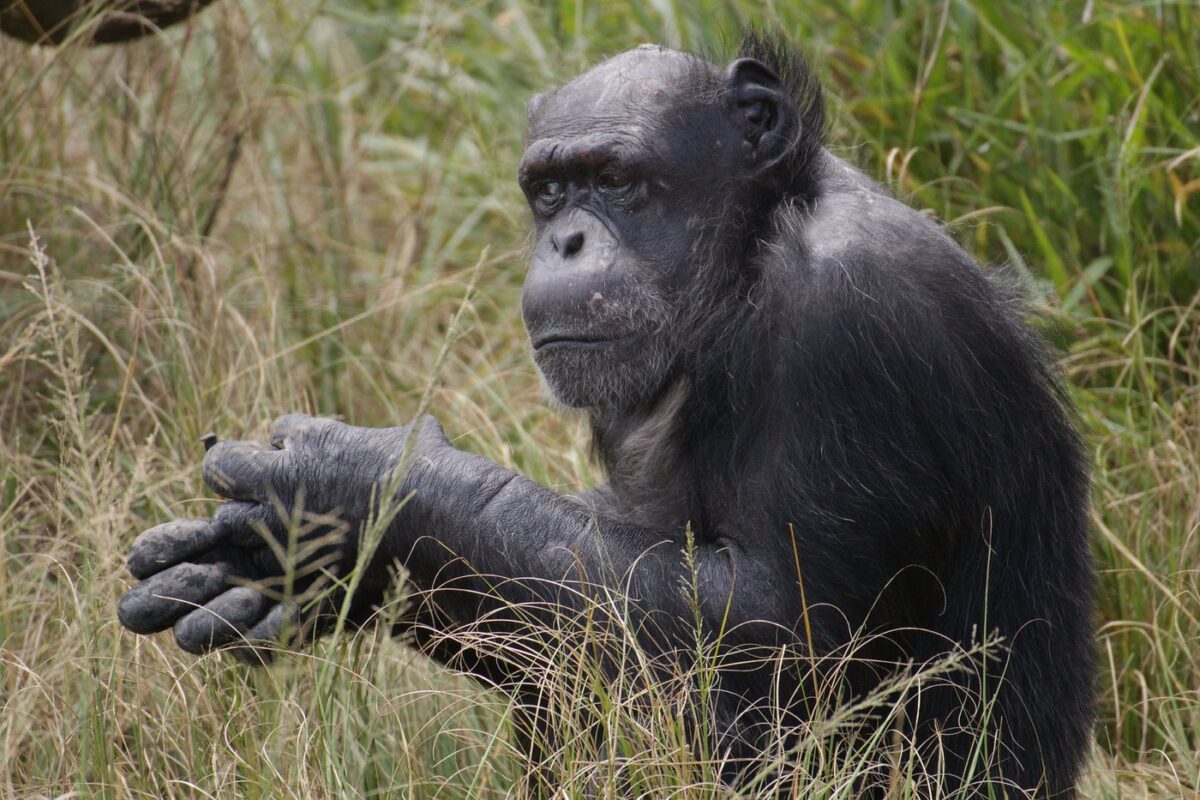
(387, 447, 783, 652)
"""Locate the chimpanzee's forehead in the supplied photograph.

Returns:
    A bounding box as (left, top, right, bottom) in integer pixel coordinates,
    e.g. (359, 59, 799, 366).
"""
(526, 46, 721, 139)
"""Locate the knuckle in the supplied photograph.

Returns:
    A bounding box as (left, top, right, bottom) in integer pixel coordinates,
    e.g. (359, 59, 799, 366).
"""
(214, 501, 281, 549)
(415, 415, 448, 444)
(203, 441, 256, 493)
(200, 443, 230, 490)
(204, 441, 285, 502)
(270, 414, 311, 448)
(272, 414, 343, 451)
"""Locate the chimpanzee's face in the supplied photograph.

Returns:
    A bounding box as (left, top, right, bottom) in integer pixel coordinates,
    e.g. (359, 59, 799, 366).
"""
(518, 47, 745, 411)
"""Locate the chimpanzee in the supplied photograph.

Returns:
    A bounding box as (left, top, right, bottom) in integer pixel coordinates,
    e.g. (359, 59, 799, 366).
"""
(117, 34, 1095, 797)
(0, 0, 217, 45)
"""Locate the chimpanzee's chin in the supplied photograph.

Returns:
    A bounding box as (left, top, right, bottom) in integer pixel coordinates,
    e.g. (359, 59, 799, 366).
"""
(535, 343, 667, 411)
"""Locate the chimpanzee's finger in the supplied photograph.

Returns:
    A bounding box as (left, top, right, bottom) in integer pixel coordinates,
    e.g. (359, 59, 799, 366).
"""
(192, 544, 278, 583)
(117, 562, 232, 634)
(212, 500, 284, 548)
(210, 503, 291, 580)
(228, 602, 296, 665)
(210, 501, 346, 583)
(127, 519, 227, 580)
(202, 439, 283, 502)
(173, 586, 271, 654)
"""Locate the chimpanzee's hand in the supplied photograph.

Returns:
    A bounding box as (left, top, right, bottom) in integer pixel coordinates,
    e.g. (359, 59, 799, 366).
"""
(117, 514, 288, 661)
(117, 414, 451, 661)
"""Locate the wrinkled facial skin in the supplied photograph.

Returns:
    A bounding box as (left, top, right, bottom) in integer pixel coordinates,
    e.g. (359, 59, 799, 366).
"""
(518, 47, 744, 411)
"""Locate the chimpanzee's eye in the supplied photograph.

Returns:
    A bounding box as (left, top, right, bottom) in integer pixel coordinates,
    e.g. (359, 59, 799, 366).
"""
(598, 171, 633, 192)
(537, 180, 564, 203)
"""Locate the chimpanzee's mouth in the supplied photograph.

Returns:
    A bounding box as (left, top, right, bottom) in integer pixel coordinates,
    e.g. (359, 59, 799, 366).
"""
(532, 331, 642, 351)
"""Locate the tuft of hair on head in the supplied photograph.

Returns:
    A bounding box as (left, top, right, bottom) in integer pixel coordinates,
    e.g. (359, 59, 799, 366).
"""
(736, 28, 828, 200)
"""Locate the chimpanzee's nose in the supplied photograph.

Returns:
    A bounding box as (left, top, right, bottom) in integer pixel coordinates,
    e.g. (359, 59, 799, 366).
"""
(552, 230, 586, 259)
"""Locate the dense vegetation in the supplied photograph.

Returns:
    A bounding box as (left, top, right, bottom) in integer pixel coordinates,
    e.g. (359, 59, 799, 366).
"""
(1, 1, 1196, 796)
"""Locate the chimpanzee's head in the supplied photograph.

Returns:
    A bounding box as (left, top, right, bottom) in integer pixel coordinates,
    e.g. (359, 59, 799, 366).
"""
(519, 44, 814, 411)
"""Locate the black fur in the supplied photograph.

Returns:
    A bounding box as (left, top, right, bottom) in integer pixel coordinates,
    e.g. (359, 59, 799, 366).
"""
(534, 33, 1095, 796)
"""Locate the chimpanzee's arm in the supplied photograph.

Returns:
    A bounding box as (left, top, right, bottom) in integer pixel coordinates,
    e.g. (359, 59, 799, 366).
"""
(388, 435, 743, 635)
(117, 415, 793, 661)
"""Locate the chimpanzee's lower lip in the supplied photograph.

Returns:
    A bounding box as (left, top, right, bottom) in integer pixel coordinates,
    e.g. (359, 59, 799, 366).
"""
(533, 332, 642, 351)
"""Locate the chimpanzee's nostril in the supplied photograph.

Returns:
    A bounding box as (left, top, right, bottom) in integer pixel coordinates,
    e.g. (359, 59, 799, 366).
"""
(562, 231, 585, 258)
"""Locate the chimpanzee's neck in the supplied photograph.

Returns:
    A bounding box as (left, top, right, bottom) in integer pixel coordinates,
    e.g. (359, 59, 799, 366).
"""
(585, 379, 693, 529)
(588, 376, 743, 536)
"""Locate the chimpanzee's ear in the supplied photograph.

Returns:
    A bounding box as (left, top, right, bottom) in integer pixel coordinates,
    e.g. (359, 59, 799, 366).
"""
(526, 92, 547, 123)
(724, 58, 800, 173)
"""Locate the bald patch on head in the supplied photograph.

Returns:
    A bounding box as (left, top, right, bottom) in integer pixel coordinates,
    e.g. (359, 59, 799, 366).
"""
(526, 47, 721, 141)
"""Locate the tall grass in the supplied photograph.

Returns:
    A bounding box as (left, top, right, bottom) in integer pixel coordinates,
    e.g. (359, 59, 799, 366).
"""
(1, 1, 1197, 797)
